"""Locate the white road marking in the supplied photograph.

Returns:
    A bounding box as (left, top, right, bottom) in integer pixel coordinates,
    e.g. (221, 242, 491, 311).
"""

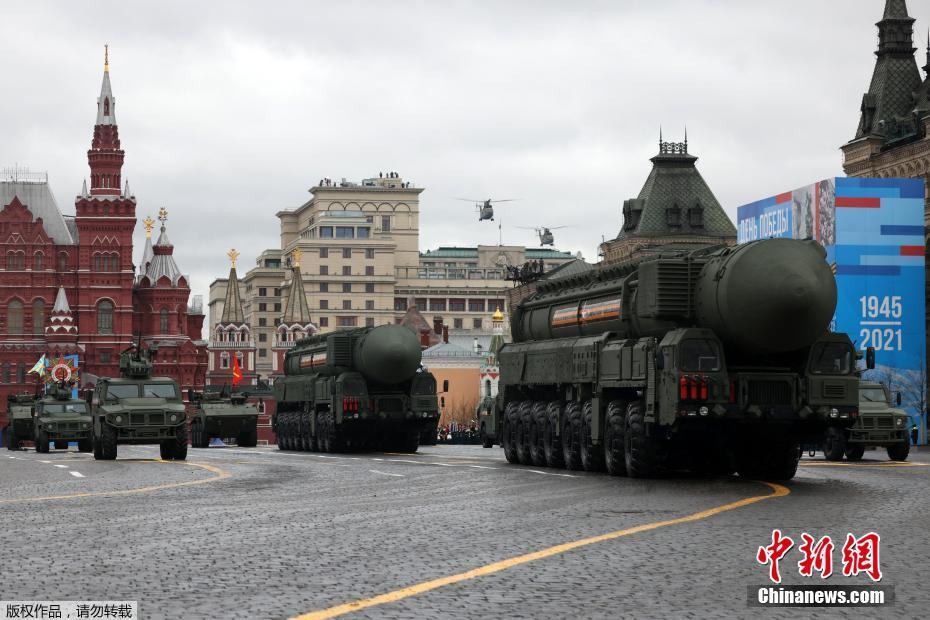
(525, 469, 577, 478)
(369, 469, 404, 478)
(39, 460, 52, 464)
(53, 464, 69, 469)
(69, 471, 85, 478)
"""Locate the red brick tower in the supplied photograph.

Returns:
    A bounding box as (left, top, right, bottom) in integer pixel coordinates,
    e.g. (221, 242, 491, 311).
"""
(73, 47, 137, 376)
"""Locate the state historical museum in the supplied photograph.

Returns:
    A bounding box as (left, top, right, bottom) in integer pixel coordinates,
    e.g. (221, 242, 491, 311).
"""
(0, 52, 207, 405)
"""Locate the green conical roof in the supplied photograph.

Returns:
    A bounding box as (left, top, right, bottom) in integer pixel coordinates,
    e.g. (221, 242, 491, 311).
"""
(617, 139, 735, 240)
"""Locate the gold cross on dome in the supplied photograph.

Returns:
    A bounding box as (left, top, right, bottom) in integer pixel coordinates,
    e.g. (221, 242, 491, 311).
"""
(228, 248, 240, 268)
(292, 248, 302, 268)
(158, 207, 168, 222)
(143, 216, 155, 238)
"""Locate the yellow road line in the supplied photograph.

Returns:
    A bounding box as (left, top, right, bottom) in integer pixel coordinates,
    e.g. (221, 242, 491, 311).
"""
(293, 481, 790, 620)
(800, 461, 929, 468)
(0, 460, 229, 505)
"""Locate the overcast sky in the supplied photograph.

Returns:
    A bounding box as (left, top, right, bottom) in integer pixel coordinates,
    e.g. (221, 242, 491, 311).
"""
(1, 0, 926, 306)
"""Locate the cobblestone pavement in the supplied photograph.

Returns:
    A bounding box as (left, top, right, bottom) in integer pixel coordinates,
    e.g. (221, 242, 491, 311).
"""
(1, 444, 928, 619)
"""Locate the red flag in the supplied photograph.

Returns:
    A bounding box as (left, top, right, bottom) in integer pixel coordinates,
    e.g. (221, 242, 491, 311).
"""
(232, 354, 243, 387)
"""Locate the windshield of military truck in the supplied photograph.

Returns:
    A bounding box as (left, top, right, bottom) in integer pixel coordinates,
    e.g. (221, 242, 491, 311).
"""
(680, 339, 721, 372)
(105, 383, 179, 401)
(809, 342, 852, 374)
(860, 388, 888, 403)
(412, 375, 436, 395)
(40, 403, 88, 415)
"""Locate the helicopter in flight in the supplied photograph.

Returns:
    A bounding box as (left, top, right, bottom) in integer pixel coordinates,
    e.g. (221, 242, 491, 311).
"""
(454, 197, 518, 222)
(518, 226, 568, 247)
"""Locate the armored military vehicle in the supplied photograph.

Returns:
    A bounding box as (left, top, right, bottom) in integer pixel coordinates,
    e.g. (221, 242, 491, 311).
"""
(189, 386, 259, 448)
(5, 394, 36, 450)
(487, 238, 862, 481)
(823, 382, 910, 461)
(90, 342, 188, 460)
(273, 324, 439, 453)
(33, 385, 93, 453)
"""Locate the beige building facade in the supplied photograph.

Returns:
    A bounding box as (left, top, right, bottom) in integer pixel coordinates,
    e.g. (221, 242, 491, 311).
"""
(209, 173, 577, 379)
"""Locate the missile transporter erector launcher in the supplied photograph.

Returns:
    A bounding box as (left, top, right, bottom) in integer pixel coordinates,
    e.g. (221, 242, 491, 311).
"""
(487, 238, 861, 481)
(273, 324, 440, 453)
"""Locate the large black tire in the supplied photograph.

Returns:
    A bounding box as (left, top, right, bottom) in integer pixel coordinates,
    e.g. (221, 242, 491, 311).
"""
(99, 423, 117, 460)
(528, 402, 547, 466)
(6, 428, 17, 451)
(54, 440, 68, 451)
(624, 401, 661, 478)
(194, 419, 210, 449)
(397, 428, 419, 454)
(93, 430, 103, 459)
(887, 441, 910, 461)
(78, 438, 93, 453)
(502, 402, 520, 464)
(561, 401, 583, 471)
(173, 423, 188, 461)
(603, 400, 627, 476)
(822, 427, 846, 461)
(159, 440, 175, 460)
(580, 400, 605, 472)
(35, 430, 50, 454)
(323, 410, 344, 452)
(737, 439, 799, 481)
(316, 411, 328, 452)
(515, 402, 532, 465)
(543, 401, 565, 469)
(238, 426, 258, 448)
(274, 413, 284, 450)
(480, 423, 493, 449)
(301, 410, 312, 451)
(845, 443, 865, 461)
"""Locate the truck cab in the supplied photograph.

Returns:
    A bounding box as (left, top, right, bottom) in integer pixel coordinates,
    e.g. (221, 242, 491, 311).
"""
(5, 394, 36, 450)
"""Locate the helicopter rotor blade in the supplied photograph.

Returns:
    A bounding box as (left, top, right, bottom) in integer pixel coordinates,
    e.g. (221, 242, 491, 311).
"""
(491, 199, 518, 203)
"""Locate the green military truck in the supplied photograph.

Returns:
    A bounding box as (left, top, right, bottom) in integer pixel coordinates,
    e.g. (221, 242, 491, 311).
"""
(189, 387, 259, 448)
(823, 381, 910, 461)
(90, 342, 188, 461)
(5, 394, 36, 450)
(33, 385, 93, 453)
(486, 238, 862, 481)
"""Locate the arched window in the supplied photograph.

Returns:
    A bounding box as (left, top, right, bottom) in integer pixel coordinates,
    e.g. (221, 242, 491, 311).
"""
(236, 352, 244, 368)
(220, 352, 230, 369)
(34, 252, 43, 271)
(160, 309, 169, 334)
(7, 300, 23, 333)
(7, 252, 24, 270)
(32, 299, 45, 335)
(111, 253, 120, 271)
(97, 300, 114, 334)
(485, 379, 492, 397)
(58, 252, 68, 271)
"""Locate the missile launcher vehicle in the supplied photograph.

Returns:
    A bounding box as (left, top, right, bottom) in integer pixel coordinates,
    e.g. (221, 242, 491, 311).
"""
(190, 387, 259, 448)
(33, 385, 93, 453)
(90, 341, 188, 460)
(486, 238, 862, 481)
(273, 324, 440, 453)
(5, 394, 36, 450)
(823, 382, 910, 461)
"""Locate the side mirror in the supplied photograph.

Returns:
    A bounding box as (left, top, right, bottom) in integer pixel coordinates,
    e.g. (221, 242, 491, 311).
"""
(442, 380, 449, 392)
(865, 347, 875, 370)
(896, 392, 902, 406)
(655, 350, 665, 371)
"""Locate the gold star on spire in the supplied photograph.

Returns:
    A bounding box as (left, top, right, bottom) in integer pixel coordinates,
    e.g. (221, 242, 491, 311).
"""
(292, 248, 302, 268)
(228, 248, 240, 268)
(104, 44, 109, 72)
(158, 207, 168, 222)
(143, 216, 155, 238)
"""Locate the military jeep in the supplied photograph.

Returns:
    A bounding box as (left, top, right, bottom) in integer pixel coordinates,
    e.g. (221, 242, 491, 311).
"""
(5, 394, 36, 450)
(823, 382, 910, 461)
(33, 386, 93, 453)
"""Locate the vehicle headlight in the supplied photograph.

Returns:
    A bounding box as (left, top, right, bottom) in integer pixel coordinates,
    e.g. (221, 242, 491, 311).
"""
(82, 422, 89, 429)
(170, 414, 178, 422)
(829, 408, 839, 418)
(896, 418, 904, 427)
(699, 406, 709, 416)
(114, 415, 123, 423)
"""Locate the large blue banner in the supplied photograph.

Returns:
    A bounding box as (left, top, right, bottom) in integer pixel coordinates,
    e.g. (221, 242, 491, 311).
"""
(738, 177, 926, 443)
